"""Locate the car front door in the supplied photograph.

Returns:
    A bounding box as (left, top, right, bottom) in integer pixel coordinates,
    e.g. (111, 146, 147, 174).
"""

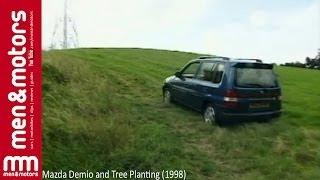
(171, 62, 200, 105)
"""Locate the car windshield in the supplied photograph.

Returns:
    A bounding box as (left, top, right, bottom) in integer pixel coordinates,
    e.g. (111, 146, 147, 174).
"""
(235, 68, 277, 88)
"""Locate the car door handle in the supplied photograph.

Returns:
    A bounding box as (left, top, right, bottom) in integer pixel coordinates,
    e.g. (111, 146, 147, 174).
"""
(202, 87, 209, 92)
(195, 85, 209, 92)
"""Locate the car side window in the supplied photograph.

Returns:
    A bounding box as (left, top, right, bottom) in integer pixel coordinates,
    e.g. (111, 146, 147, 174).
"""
(181, 62, 200, 78)
(212, 63, 225, 84)
(196, 62, 216, 81)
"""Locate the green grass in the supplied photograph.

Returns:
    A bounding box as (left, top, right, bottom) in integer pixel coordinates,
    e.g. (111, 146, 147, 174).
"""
(43, 48, 320, 179)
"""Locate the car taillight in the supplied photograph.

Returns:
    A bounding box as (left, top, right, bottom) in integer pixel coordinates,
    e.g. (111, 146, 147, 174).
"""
(223, 89, 239, 108)
(224, 89, 239, 102)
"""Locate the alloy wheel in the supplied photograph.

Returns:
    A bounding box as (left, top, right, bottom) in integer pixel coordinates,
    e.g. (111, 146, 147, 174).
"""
(204, 105, 215, 123)
(163, 90, 171, 104)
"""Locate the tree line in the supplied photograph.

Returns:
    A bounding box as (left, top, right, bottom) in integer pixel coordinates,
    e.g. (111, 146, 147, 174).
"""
(281, 52, 320, 69)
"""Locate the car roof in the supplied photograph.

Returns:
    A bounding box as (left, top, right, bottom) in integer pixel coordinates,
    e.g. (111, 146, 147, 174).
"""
(191, 56, 263, 64)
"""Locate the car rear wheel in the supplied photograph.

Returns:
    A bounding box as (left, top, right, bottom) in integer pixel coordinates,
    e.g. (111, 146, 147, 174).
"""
(163, 89, 172, 104)
(203, 104, 221, 125)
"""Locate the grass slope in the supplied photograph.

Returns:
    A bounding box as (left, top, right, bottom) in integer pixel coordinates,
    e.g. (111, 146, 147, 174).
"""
(43, 48, 320, 179)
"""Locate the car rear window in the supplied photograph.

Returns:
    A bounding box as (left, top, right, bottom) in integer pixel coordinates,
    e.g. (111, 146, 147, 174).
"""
(235, 68, 277, 88)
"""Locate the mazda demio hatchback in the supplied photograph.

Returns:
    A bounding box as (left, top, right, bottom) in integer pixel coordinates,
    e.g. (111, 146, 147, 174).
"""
(162, 56, 281, 125)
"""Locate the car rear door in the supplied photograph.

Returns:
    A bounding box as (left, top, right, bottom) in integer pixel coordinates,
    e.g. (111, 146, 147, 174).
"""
(185, 61, 217, 110)
(188, 62, 226, 110)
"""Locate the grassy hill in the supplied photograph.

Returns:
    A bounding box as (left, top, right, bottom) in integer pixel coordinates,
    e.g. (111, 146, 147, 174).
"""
(43, 48, 320, 179)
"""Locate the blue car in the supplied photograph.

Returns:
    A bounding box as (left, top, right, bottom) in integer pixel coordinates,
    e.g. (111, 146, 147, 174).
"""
(162, 56, 282, 125)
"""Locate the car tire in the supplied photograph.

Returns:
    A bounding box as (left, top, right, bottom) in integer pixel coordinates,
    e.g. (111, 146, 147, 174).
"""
(203, 103, 222, 125)
(163, 89, 172, 104)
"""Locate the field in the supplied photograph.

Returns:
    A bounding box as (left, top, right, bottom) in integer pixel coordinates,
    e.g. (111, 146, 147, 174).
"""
(43, 48, 320, 179)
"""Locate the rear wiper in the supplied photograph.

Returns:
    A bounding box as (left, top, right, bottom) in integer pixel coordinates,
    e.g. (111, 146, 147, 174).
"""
(241, 83, 265, 88)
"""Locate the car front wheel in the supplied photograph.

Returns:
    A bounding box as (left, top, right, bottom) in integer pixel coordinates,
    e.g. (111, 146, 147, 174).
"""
(163, 89, 172, 104)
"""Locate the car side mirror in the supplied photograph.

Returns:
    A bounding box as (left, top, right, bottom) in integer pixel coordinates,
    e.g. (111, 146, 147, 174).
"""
(175, 71, 185, 80)
(175, 71, 182, 78)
